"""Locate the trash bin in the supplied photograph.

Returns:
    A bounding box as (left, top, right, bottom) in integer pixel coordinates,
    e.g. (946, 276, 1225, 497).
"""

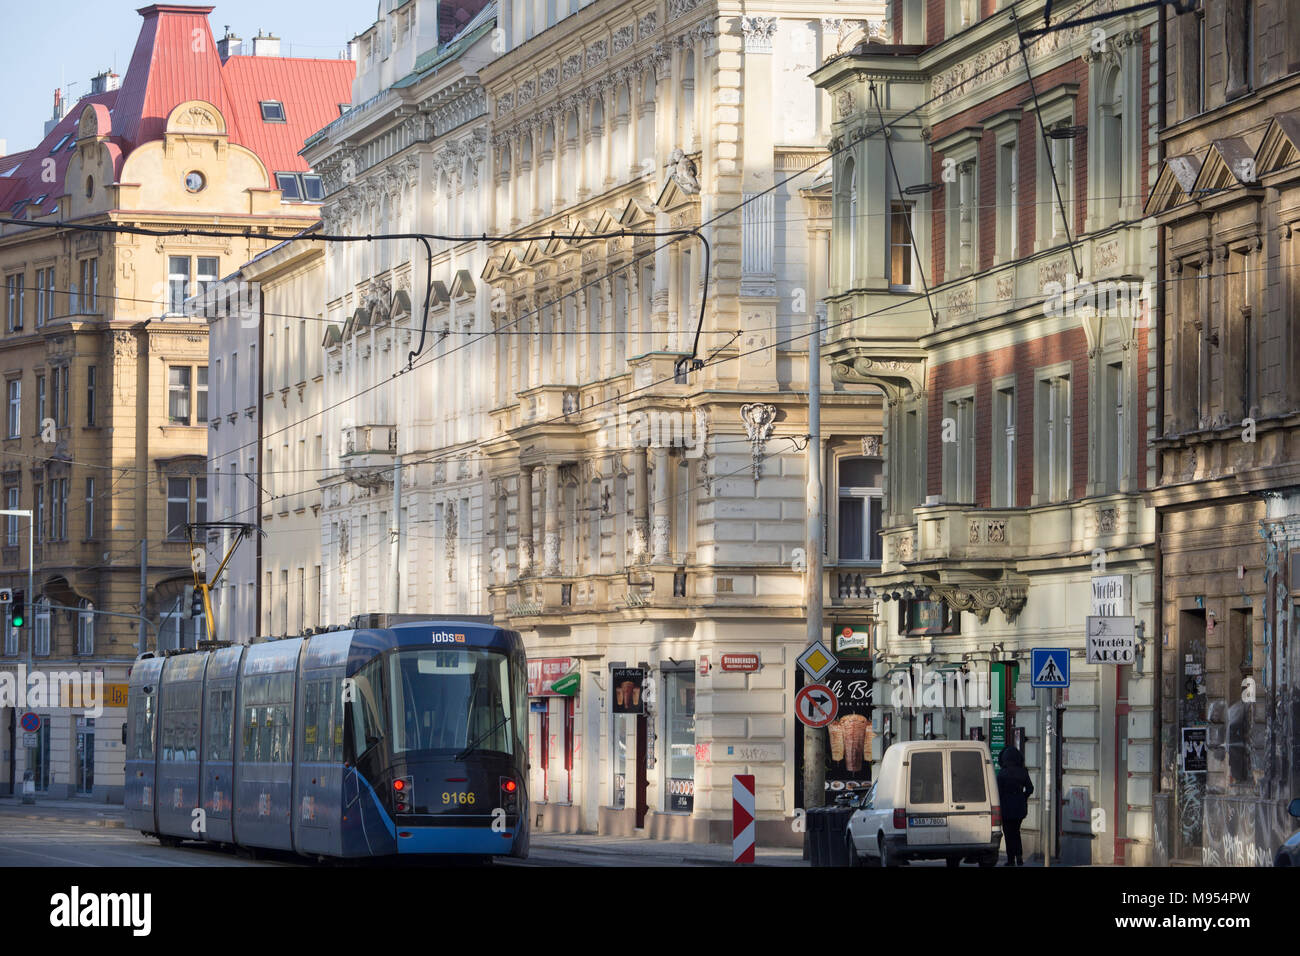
(825, 806, 852, 867)
(808, 807, 827, 867)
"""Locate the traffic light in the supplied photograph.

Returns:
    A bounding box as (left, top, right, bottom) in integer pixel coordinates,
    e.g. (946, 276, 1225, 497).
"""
(11, 589, 24, 628)
(191, 586, 205, 618)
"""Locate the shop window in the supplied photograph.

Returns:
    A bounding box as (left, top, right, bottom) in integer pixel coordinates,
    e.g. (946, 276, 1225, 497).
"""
(664, 670, 695, 813)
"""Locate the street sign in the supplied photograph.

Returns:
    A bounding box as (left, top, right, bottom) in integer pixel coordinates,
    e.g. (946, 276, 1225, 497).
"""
(549, 671, 580, 696)
(1086, 616, 1136, 664)
(698, 655, 710, 676)
(720, 653, 761, 673)
(22, 732, 37, 748)
(1030, 648, 1070, 688)
(19, 711, 40, 733)
(732, 774, 756, 864)
(1180, 727, 1208, 773)
(797, 640, 839, 682)
(795, 683, 838, 728)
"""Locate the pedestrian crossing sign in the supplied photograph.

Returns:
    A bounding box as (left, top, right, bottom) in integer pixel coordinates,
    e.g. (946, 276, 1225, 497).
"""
(1031, 648, 1070, 688)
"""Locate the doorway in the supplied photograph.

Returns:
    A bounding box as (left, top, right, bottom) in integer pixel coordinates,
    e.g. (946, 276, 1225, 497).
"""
(635, 714, 648, 828)
(76, 718, 95, 795)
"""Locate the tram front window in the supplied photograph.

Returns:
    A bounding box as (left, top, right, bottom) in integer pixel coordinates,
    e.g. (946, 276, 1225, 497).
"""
(387, 649, 514, 756)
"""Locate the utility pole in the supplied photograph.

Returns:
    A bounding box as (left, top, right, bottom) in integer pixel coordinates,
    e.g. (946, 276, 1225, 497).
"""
(803, 314, 825, 808)
(138, 539, 147, 655)
(391, 455, 402, 613)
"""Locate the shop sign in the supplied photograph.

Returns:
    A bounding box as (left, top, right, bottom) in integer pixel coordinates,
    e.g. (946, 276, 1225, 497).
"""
(835, 626, 871, 657)
(822, 658, 874, 790)
(1086, 616, 1136, 664)
(611, 667, 645, 714)
(549, 671, 580, 696)
(720, 653, 761, 673)
(527, 658, 575, 697)
(667, 777, 694, 812)
(1091, 575, 1130, 616)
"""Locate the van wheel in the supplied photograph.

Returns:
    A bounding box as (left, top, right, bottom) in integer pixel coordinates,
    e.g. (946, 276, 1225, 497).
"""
(879, 836, 900, 868)
(845, 831, 862, 867)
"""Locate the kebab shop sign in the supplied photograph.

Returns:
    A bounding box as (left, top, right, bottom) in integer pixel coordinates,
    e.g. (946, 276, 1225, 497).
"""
(528, 658, 576, 697)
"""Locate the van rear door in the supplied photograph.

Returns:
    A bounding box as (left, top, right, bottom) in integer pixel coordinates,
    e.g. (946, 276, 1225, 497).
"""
(946, 748, 993, 844)
(904, 749, 950, 845)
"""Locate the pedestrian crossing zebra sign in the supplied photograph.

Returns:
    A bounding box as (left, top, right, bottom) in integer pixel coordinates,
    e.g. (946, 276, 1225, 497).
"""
(1031, 648, 1070, 688)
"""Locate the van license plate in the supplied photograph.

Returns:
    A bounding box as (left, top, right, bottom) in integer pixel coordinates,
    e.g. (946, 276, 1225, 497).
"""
(909, 815, 946, 826)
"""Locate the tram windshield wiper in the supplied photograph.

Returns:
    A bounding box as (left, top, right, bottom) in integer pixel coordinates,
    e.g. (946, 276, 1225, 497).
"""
(455, 714, 511, 761)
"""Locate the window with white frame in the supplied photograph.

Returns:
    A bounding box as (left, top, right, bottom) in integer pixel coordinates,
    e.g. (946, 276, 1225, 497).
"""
(1035, 369, 1072, 503)
(942, 392, 976, 503)
(84, 476, 96, 539)
(837, 457, 883, 563)
(992, 383, 1017, 507)
(5, 273, 23, 331)
(1101, 358, 1126, 493)
(6, 486, 18, 545)
(996, 138, 1018, 261)
(35, 266, 54, 326)
(86, 366, 96, 426)
(935, 131, 981, 280)
(168, 256, 191, 314)
(890, 201, 916, 289)
(78, 258, 98, 313)
(1036, 106, 1077, 248)
(51, 365, 69, 426)
(77, 600, 94, 655)
(6, 378, 20, 438)
(33, 596, 50, 656)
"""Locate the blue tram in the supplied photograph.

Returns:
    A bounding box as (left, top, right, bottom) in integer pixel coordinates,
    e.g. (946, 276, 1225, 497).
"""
(124, 620, 530, 860)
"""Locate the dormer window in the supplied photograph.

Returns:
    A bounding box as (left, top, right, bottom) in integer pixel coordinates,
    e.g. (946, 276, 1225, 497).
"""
(260, 100, 286, 123)
(276, 172, 302, 200)
(302, 174, 323, 201)
(50, 135, 71, 153)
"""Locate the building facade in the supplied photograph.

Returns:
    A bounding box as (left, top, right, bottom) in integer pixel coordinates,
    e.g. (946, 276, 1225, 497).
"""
(476, 1, 884, 843)
(304, 2, 500, 629)
(0, 3, 352, 799)
(1146, 0, 1300, 866)
(815, 0, 1161, 864)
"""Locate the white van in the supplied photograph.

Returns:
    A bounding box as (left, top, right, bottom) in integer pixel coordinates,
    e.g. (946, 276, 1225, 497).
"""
(845, 740, 1002, 867)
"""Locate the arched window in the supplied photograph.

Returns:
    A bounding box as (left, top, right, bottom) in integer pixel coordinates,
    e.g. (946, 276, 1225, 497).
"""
(540, 122, 556, 212)
(1099, 67, 1124, 226)
(520, 134, 534, 216)
(614, 82, 631, 178)
(588, 98, 604, 194)
(845, 156, 857, 286)
(680, 51, 696, 147)
(638, 71, 656, 171)
(76, 599, 94, 655)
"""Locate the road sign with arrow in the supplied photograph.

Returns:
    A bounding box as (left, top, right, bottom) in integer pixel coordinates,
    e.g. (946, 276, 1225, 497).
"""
(795, 683, 839, 728)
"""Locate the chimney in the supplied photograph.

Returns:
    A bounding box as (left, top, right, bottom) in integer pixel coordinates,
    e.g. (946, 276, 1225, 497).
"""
(251, 30, 281, 57)
(43, 88, 68, 137)
(90, 70, 120, 95)
(217, 25, 242, 61)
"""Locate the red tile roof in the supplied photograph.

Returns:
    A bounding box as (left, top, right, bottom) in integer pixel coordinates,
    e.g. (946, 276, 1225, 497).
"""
(0, 3, 354, 214)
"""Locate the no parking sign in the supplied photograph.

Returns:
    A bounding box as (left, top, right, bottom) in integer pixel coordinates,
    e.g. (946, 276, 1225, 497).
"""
(19, 712, 40, 733)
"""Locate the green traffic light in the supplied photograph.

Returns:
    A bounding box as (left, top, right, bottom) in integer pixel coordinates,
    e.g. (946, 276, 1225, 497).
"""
(11, 614, 22, 627)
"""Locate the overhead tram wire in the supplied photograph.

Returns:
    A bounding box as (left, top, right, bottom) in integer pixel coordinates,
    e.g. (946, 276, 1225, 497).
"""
(0, 0, 1120, 484)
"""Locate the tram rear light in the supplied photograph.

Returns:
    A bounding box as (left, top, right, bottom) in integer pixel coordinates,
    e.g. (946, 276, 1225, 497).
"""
(393, 775, 414, 813)
(502, 779, 517, 793)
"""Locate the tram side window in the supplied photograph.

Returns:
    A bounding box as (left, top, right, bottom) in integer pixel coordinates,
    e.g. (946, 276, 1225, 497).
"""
(303, 679, 342, 763)
(303, 681, 319, 761)
(242, 672, 294, 763)
(130, 692, 156, 760)
(348, 659, 385, 758)
(162, 685, 200, 762)
(205, 688, 233, 761)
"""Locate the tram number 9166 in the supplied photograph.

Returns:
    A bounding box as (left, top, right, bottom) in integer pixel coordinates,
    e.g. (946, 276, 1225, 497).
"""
(442, 791, 477, 806)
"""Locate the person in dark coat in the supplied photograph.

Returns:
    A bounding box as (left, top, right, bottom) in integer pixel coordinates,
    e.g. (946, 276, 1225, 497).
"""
(996, 745, 1034, 866)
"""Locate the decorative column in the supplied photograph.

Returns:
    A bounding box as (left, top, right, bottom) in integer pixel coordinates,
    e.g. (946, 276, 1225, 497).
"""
(634, 446, 650, 562)
(651, 445, 670, 562)
(518, 466, 534, 574)
(543, 463, 561, 574)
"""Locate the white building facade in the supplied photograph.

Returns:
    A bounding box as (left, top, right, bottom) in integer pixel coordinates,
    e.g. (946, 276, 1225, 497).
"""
(305, 4, 500, 626)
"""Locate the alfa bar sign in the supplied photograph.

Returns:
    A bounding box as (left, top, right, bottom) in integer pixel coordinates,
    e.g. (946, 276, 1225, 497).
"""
(719, 653, 761, 673)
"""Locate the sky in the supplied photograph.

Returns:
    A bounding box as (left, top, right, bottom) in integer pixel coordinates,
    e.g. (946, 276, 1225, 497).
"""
(0, 0, 377, 156)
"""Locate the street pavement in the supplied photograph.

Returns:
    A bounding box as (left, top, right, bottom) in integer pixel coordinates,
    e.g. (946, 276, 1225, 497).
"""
(0, 797, 808, 867)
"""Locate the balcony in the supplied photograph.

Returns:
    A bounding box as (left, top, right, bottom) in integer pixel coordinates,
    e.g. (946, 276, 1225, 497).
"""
(340, 424, 396, 488)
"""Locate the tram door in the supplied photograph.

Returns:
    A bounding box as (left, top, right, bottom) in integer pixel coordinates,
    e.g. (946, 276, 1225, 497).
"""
(76, 718, 95, 795)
